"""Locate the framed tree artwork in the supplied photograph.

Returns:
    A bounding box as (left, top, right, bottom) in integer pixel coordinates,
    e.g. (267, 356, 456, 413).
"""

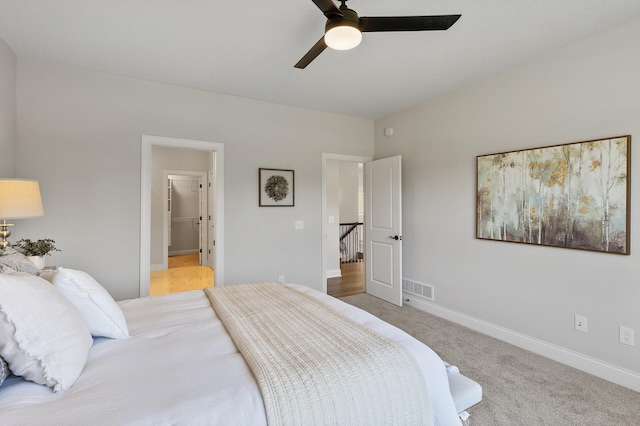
(259, 168, 295, 207)
(476, 135, 630, 254)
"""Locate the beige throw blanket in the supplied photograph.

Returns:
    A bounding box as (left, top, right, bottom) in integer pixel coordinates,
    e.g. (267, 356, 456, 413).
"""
(206, 283, 432, 426)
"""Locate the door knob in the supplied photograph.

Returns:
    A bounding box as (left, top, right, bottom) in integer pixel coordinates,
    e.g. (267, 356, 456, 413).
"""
(388, 235, 402, 240)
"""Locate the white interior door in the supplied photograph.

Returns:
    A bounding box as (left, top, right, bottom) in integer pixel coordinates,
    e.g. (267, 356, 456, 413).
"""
(208, 171, 215, 268)
(198, 176, 204, 266)
(364, 155, 402, 306)
(167, 178, 172, 247)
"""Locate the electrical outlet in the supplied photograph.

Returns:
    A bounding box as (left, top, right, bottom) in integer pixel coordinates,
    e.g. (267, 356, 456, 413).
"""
(620, 326, 635, 346)
(574, 315, 588, 332)
(278, 275, 285, 283)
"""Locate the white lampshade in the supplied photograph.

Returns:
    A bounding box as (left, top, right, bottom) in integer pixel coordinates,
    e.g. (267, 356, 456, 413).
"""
(0, 179, 44, 219)
(325, 24, 362, 50)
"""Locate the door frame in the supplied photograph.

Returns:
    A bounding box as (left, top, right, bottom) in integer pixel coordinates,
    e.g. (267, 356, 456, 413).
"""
(140, 135, 225, 297)
(163, 171, 208, 269)
(207, 171, 215, 269)
(321, 153, 372, 293)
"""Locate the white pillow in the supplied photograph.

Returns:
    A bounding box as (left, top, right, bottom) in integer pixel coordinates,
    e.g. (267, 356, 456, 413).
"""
(0, 247, 39, 275)
(52, 268, 129, 339)
(0, 272, 92, 393)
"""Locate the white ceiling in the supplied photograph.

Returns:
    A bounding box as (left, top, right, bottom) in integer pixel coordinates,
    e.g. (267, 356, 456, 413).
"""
(1, 1, 640, 119)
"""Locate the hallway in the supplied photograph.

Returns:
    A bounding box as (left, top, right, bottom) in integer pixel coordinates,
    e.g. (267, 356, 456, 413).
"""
(327, 262, 364, 298)
(150, 254, 213, 296)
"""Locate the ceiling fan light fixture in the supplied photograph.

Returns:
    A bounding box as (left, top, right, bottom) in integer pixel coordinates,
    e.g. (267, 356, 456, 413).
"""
(325, 21, 362, 50)
(295, 0, 461, 69)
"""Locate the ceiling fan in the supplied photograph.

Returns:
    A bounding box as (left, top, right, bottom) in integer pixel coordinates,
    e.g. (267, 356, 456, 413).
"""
(295, 0, 461, 69)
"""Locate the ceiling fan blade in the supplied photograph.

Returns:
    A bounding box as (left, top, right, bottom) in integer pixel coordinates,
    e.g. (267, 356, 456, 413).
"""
(311, 0, 343, 18)
(360, 15, 461, 32)
(295, 37, 328, 69)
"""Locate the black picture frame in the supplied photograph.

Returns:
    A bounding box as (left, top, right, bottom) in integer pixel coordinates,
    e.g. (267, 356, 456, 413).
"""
(259, 168, 295, 207)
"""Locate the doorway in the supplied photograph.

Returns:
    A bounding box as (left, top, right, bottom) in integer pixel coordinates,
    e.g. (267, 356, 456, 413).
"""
(163, 171, 208, 268)
(321, 153, 371, 297)
(140, 135, 225, 297)
(322, 153, 404, 305)
(148, 170, 212, 296)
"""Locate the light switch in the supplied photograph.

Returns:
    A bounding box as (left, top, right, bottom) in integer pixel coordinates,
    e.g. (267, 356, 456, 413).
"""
(328, 216, 335, 223)
(295, 220, 304, 230)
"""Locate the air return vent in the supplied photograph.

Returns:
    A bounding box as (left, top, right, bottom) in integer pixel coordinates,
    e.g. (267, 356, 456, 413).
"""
(402, 278, 434, 301)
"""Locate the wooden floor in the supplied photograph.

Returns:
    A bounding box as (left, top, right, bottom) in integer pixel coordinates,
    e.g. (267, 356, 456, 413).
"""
(149, 254, 213, 296)
(327, 262, 364, 298)
(150, 254, 360, 298)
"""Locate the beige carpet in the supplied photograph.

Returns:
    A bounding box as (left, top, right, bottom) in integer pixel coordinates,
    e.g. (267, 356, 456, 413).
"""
(340, 293, 640, 425)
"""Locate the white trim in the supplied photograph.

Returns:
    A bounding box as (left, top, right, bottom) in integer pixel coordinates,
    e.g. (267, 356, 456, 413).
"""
(326, 269, 342, 279)
(321, 153, 372, 294)
(168, 249, 200, 256)
(140, 135, 224, 297)
(150, 263, 164, 272)
(404, 295, 640, 392)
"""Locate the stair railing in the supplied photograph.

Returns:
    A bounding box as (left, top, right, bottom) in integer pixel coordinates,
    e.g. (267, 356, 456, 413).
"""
(339, 222, 364, 263)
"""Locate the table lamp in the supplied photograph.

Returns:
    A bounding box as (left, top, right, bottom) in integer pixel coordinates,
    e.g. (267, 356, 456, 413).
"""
(0, 179, 44, 249)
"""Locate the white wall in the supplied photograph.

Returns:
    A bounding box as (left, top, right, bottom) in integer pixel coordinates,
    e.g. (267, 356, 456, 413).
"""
(325, 160, 341, 277)
(338, 162, 360, 223)
(375, 20, 640, 381)
(0, 36, 16, 177)
(16, 59, 373, 300)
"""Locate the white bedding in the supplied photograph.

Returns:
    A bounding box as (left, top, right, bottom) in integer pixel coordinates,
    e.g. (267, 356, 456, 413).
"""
(0, 284, 461, 425)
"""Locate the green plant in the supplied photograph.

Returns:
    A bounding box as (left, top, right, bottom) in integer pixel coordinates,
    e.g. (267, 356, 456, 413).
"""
(14, 239, 61, 257)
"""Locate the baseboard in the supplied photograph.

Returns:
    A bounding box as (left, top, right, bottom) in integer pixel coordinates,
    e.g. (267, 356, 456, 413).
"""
(168, 249, 199, 256)
(326, 269, 342, 279)
(150, 263, 165, 272)
(404, 294, 640, 392)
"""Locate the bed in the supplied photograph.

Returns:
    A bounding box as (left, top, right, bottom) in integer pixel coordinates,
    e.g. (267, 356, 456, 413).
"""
(0, 263, 473, 425)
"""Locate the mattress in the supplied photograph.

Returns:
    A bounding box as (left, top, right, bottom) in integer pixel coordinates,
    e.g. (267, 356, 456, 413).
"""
(0, 284, 462, 425)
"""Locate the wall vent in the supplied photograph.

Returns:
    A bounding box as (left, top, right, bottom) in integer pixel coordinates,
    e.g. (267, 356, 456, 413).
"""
(402, 278, 434, 301)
